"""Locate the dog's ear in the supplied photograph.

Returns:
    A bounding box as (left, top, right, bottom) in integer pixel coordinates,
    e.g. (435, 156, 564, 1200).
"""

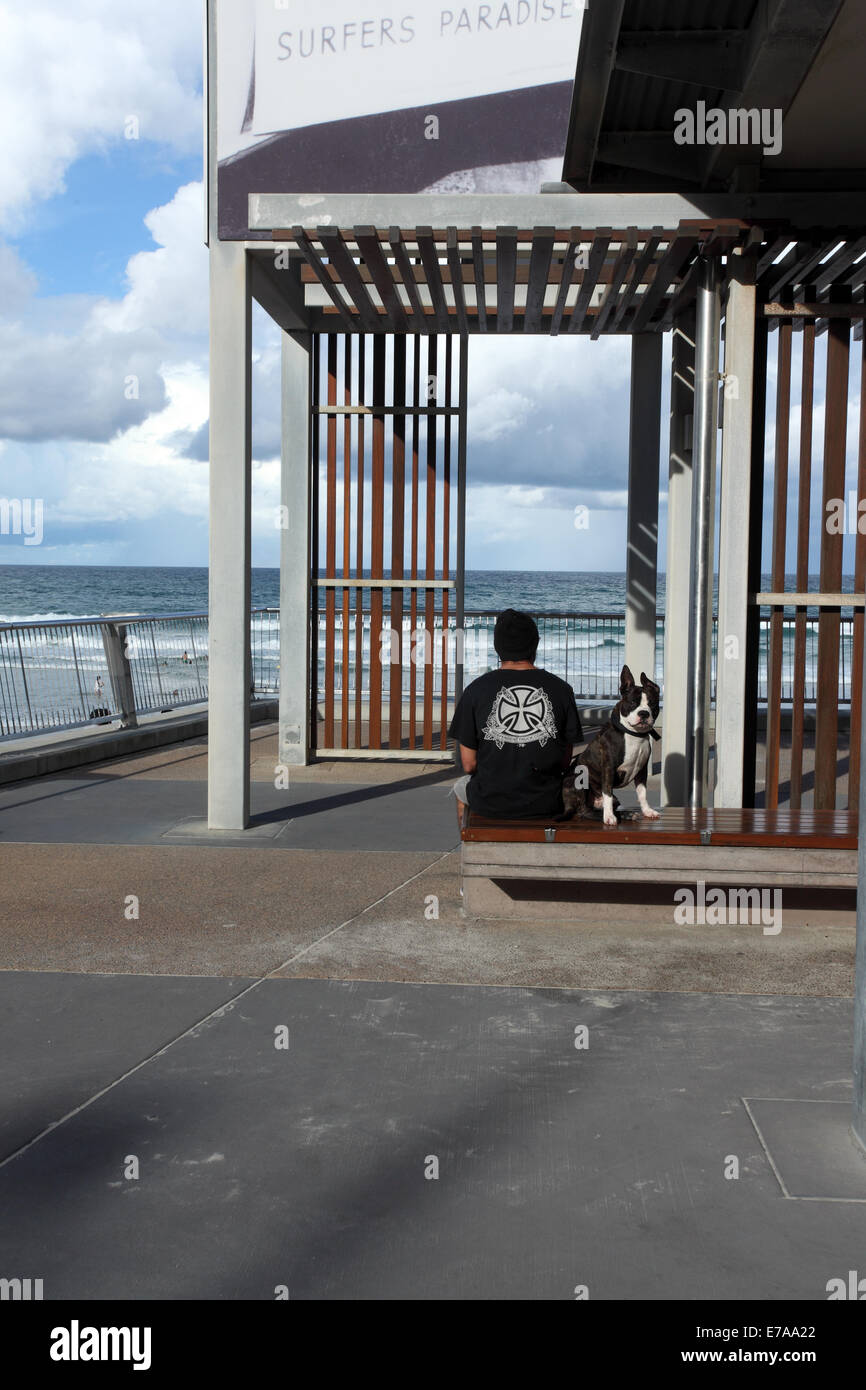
(640, 671, 660, 694)
(620, 664, 635, 691)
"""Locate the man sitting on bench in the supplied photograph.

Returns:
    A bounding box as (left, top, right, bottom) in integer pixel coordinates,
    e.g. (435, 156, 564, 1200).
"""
(448, 608, 583, 827)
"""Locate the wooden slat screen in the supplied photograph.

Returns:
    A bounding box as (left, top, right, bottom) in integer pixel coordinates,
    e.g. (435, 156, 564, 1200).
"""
(756, 291, 859, 810)
(311, 333, 467, 757)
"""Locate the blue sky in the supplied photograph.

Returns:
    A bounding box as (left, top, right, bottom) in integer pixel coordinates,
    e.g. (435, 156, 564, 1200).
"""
(0, 2, 859, 578)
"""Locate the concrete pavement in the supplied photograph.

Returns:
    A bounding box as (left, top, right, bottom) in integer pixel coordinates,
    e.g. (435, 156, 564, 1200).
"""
(0, 721, 863, 1300)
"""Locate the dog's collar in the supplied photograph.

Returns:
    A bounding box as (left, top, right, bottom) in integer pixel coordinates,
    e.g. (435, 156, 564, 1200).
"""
(611, 711, 661, 741)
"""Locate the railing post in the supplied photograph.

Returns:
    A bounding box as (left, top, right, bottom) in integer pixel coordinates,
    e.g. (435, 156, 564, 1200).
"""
(101, 622, 138, 728)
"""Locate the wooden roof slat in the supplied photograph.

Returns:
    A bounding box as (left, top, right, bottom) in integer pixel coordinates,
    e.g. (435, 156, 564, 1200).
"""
(496, 226, 518, 333)
(630, 231, 696, 332)
(388, 227, 430, 333)
(355, 226, 408, 332)
(291, 226, 357, 331)
(548, 229, 583, 337)
(523, 226, 555, 333)
(814, 236, 866, 293)
(756, 234, 798, 278)
(317, 226, 382, 332)
(765, 240, 830, 299)
(591, 227, 638, 340)
(416, 227, 449, 332)
(446, 227, 469, 336)
(471, 227, 488, 332)
(610, 228, 662, 330)
(568, 228, 611, 334)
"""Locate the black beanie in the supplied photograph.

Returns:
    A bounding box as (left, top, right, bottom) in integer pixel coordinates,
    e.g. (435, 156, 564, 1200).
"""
(493, 608, 539, 661)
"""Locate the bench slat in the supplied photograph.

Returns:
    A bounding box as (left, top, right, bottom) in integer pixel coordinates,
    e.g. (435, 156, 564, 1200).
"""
(462, 807, 857, 851)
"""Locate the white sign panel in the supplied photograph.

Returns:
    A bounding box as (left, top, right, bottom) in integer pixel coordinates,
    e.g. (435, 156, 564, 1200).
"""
(252, 0, 584, 134)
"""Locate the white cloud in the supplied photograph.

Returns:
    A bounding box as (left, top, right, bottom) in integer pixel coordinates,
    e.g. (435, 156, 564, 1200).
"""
(470, 387, 535, 442)
(0, 182, 207, 443)
(0, 0, 202, 233)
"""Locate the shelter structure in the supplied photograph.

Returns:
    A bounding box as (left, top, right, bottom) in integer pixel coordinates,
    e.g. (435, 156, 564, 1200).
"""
(205, 2, 866, 1141)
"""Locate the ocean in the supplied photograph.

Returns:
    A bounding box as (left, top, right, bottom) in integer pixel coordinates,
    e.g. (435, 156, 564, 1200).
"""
(0, 563, 858, 625)
(0, 564, 857, 736)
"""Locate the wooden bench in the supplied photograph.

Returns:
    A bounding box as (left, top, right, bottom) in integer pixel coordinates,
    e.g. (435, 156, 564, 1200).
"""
(460, 808, 858, 922)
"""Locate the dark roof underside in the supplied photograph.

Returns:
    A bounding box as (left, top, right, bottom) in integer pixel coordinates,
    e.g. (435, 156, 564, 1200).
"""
(563, 0, 866, 200)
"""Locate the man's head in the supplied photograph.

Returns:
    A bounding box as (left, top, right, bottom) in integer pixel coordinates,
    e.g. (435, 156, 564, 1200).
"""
(493, 608, 539, 664)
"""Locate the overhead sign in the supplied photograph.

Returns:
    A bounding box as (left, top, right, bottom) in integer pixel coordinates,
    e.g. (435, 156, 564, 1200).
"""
(213, 0, 584, 239)
(251, 0, 582, 133)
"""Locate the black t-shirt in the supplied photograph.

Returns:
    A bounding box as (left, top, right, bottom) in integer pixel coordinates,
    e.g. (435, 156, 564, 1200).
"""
(449, 667, 582, 818)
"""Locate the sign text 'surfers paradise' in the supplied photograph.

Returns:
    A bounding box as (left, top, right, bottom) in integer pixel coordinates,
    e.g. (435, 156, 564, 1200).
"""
(214, 0, 585, 238)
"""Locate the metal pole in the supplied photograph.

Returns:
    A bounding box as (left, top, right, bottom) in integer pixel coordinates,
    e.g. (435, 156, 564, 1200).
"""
(853, 575, 866, 1155)
(454, 334, 468, 700)
(686, 255, 721, 808)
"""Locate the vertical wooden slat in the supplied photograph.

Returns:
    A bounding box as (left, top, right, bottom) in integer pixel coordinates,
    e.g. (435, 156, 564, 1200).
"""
(389, 337, 407, 749)
(849, 333, 866, 802)
(423, 336, 438, 749)
(455, 337, 468, 703)
(765, 318, 792, 808)
(440, 337, 453, 748)
(369, 336, 386, 748)
(815, 288, 851, 809)
(323, 335, 337, 748)
(409, 337, 420, 746)
(354, 338, 366, 745)
(340, 337, 352, 748)
(790, 315, 815, 808)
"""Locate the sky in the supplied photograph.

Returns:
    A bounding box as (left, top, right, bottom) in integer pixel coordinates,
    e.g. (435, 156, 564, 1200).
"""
(0, 2, 861, 576)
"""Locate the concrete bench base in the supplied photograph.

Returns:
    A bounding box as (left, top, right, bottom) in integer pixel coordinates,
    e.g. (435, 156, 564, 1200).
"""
(460, 809, 858, 925)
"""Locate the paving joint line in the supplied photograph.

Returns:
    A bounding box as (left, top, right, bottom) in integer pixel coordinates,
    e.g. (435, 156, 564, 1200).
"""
(0, 849, 452, 1172)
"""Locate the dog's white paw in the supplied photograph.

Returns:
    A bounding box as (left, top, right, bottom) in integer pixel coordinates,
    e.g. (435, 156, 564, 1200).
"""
(603, 812, 618, 827)
(641, 805, 660, 820)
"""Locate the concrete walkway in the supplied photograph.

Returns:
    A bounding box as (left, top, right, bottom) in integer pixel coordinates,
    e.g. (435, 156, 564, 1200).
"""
(0, 722, 864, 1300)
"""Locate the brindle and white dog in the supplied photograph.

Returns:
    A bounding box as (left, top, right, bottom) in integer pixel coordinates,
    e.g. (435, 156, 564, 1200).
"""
(560, 665, 661, 826)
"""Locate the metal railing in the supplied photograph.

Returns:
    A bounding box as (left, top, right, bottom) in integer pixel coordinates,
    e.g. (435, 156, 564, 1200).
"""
(314, 609, 855, 706)
(0, 609, 280, 741)
(0, 606, 853, 743)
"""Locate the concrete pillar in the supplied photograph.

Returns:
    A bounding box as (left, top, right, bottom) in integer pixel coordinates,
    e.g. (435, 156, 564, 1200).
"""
(625, 334, 663, 684)
(207, 239, 252, 829)
(279, 330, 313, 766)
(661, 312, 695, 807)
(686, 257, 721, 808)
(854, 584, 866, 1154)
(715, 252, 757, 807)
